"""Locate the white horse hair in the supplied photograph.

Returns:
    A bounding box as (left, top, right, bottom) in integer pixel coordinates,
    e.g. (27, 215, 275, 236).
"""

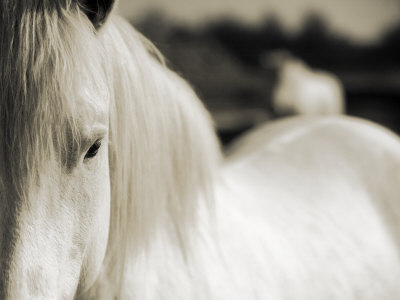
(1, 1, 400, 299)
(91, 15, 221, 298)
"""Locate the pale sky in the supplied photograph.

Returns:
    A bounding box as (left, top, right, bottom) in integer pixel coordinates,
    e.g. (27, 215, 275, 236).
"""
(116, 0, 400, 44)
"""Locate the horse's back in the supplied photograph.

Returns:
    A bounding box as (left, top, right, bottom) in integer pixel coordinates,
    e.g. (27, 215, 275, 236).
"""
(226, 116, 400, 202)
(225, 116, 400, 236)
(215, 116, 400, 299)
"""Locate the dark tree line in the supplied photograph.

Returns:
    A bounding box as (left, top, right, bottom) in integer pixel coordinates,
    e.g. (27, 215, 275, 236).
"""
(136, 12, 400, 72)
(204, 13, 400, 70)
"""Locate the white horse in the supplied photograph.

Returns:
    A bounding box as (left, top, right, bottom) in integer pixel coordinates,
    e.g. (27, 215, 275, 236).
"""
(1, 1, 400, 299)
(272, 57, 345, 115)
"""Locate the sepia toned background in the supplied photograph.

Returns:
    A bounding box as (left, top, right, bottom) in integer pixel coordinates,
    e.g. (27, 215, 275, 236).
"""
(116, 0, 400, 144)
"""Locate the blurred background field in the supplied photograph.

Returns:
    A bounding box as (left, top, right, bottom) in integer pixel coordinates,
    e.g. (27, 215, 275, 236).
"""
(117, 0, 400, 145)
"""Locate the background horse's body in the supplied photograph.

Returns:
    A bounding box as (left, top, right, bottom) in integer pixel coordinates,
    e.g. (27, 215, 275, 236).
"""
(272, 58, 345, 116)
(1, 1, 400, 299)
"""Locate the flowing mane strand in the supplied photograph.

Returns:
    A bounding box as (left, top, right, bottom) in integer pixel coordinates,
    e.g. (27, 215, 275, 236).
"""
(85, 16, 222, 297)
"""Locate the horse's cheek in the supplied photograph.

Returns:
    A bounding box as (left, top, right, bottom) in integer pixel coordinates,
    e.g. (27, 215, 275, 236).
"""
(78, 150, 111, 289)
(5, 177, 84, 298)
(5, 150, 111, 299)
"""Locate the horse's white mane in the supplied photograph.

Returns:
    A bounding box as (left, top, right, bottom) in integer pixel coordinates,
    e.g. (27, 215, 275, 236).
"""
(87, 15, 221, 298)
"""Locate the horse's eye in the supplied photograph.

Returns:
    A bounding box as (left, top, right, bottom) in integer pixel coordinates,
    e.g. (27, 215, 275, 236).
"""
(84, 139, 102, 160)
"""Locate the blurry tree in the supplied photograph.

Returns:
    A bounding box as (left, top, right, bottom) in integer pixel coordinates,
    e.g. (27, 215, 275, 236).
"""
(257, 15, 291, 63)
(134, 11, 176, 45)
(378, 24, 400, 67)
(204, 19, 261, 66)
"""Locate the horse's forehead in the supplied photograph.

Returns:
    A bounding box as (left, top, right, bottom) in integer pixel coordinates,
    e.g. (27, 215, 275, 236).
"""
(73, 91, 109, 148)
(1, 31, 108, 127)
(0, 14, 109, 179)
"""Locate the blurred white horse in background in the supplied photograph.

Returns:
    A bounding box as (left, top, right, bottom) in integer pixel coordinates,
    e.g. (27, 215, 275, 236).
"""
(270, 53, 345, 115)
(1, 1, 400, 299)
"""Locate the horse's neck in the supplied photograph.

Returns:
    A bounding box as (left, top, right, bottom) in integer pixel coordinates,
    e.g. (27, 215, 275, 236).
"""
(117, 116, 400, 299)
(139, 116, 400, 299)
(117, 175, 305, 299)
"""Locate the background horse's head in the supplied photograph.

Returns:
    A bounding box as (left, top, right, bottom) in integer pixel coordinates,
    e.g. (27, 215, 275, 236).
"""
(0, 0, 219, 298)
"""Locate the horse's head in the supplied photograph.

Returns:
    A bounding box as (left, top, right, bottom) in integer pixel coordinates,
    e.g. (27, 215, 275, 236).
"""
(1, 0, 219, 298)
(0, 0, 115, 298)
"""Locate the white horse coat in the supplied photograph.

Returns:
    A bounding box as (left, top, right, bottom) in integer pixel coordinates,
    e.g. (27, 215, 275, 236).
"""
(0, 1, 400, 299)
(122, 116, 400, 300)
